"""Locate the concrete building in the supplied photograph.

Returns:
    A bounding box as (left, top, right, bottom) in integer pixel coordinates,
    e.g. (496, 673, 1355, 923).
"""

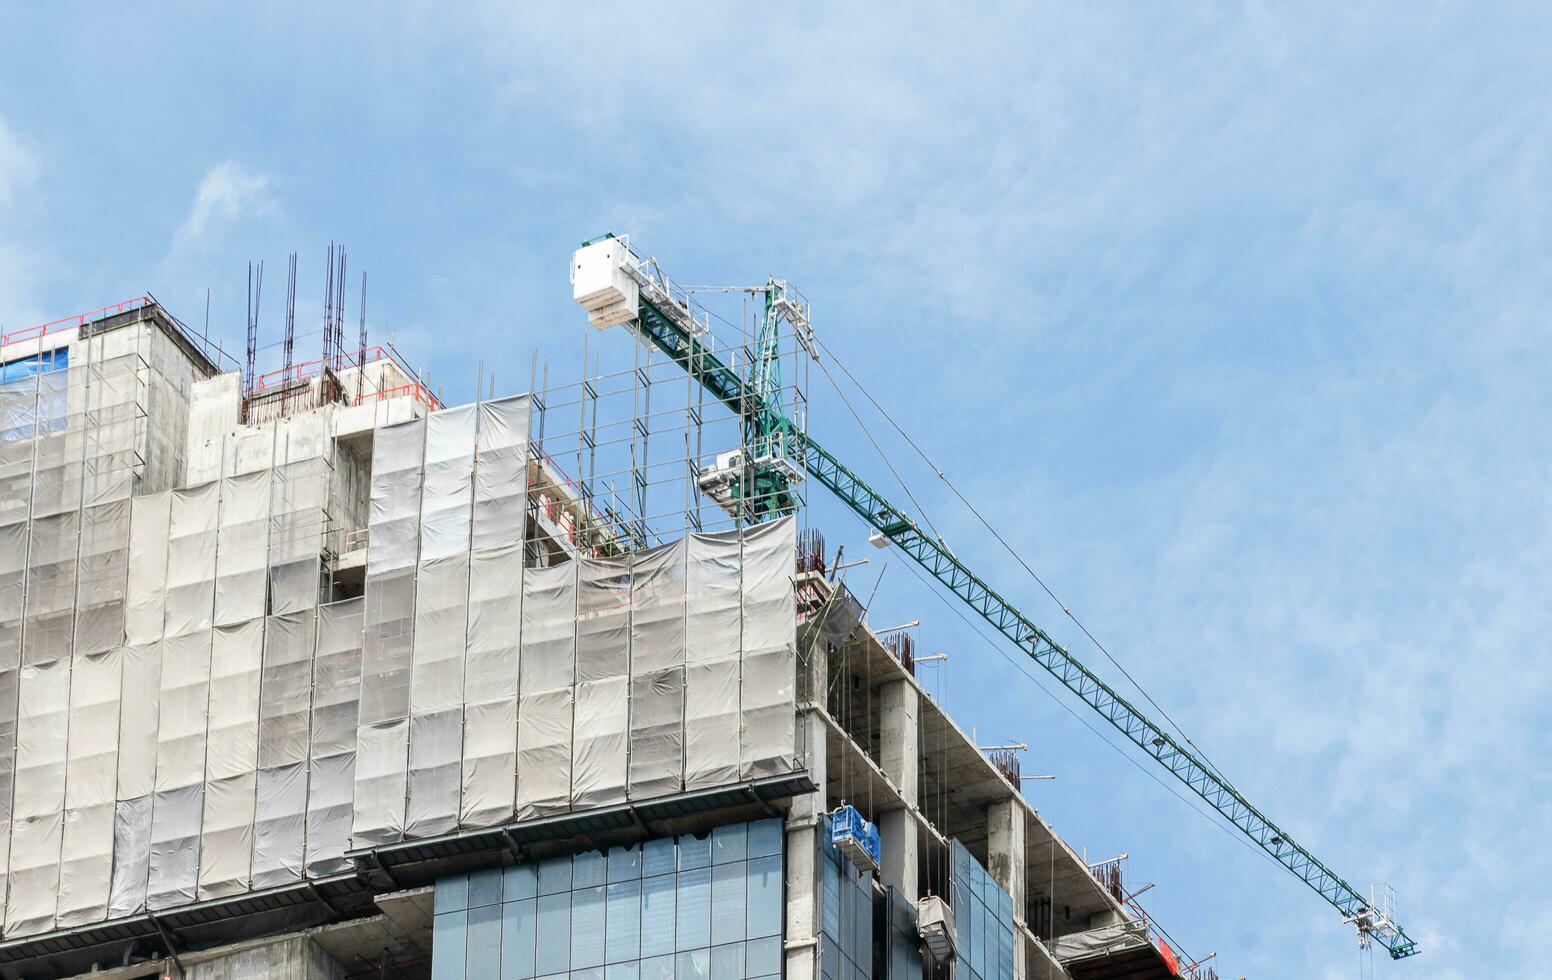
(0, 299, 1211, 979)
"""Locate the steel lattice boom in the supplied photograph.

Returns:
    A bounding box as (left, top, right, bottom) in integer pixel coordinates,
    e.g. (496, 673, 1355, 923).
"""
(570, 235, 1418, 960)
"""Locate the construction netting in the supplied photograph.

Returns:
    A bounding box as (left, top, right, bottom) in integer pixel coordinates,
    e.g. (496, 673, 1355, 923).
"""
(0, 359, 802, 940)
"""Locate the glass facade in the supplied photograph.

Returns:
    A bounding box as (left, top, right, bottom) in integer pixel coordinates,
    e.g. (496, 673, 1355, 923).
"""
(432, 818, 784, 980)
(951, 842, 1014, 980)
(817, 814, 873, 980)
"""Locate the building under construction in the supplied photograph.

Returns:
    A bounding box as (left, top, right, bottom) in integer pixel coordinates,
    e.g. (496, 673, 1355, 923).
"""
(0, 245, 1268, 979)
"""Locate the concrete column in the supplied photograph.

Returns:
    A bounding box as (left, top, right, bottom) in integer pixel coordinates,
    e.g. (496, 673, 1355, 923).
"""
(180, 936, 345, 980)
(987, 799, 1026, 980)
(878, 680, 919, 901)
(785, 644, 829, 980)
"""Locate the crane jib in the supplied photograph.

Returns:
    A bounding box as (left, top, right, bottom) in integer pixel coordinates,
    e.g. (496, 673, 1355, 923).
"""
(630, 290, 1419, 960)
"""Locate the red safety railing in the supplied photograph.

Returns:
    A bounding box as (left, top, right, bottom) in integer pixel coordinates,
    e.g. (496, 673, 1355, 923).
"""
(1, 296, 152, 350)
(248, 345, 444, 412)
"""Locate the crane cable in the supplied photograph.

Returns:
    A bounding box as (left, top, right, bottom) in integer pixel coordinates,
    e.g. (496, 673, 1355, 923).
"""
(810, 332, 1239, 791)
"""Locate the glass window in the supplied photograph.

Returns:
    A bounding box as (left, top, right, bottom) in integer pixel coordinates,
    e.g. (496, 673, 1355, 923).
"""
(606, 880, 642, 964)
(745, 936, 780, 978)
(675, 867, 711, 951)
(711, 824, 747, 865)
(572, 969, 605, 980)
(819, 856, 840, 942)
(436, 873, 470, 913)
(641, 954, 675, 980)
(710, 862, 746, 946)
(675, 948, 711, 980)
(502, 898, 537, 980)
(433, 912, 468, 980)
(608, 844, 642, 882)
(540, 856, 574, 896)
(537, 893, 572, 975)
(745, 855, 781, 940)
(506, 863, 539, 902)
(572, 885, 607, 968)
(710, 943, 744, 980)
(678, 832, 711, 871)
(641, 872, 677, 958)
(607, 963, 641, 980)
(469, 903, 504, 978)
(746, 819, 782, 859)
(576, 851, 608, 889)
(643, 837, 677, 878)
(471, 868, 505, 908)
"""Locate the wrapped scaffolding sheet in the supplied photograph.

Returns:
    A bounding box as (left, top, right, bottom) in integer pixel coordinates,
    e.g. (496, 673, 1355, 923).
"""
(197, 619, 263, 899)
(213, 470, 271, 627)
(79, 355, 139, 507)
(125, 491, 171, 645)
(57, 647, 123, 926)
(516, 562, 574, 818)
(354, 416, 423, 847)
(574, 556, 631, 808)
(307, 598, 363, 876)
(147, 631, 212, 910)
(685, 528, 742, 789)
(3, 658, 70, 935)
(108, 642, 161, 919)
(0, 518, 24, 670)
(22, 510, 79, 665)
(72, 499, 131, 656)
(164, 483, 219, 639)
(740, 516, 797, 778)
(406, 404, 475, 838)
(629, 540, 686, 800)
(461, 396, 529, 828)
(252, 610, 314, 888)
(27, 367, 76, 517)
(269, 457, 328, 615)
(0, 667, 16, 920)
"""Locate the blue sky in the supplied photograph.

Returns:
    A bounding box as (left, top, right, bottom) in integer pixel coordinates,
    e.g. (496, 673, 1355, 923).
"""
(3, 3, 1547, 975)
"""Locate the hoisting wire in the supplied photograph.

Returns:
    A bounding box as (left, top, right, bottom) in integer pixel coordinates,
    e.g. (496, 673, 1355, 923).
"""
(810, 332, 1238, 791)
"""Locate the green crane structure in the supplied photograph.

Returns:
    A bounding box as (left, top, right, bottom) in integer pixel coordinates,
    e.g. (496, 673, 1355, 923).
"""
(569, 234, 1419, 960)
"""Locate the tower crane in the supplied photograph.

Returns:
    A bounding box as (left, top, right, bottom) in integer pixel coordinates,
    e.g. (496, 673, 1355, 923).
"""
(569, 234, 1419, 960)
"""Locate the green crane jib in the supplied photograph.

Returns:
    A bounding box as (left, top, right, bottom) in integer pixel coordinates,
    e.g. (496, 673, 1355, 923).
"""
(568, 235, 1419, 960)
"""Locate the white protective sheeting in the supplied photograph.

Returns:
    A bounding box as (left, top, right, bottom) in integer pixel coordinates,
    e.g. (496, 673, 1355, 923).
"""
(307, 598, 362, 876)
(146, 631, 212, 910)
(353, 415, 423, 847)
(515, 562, 575, 818)
(197, 619, 263, 899)
(213, 471, 271, 627)
(629, 540, 686, 800)
(739, 517, 797, 778)
(108, 642, 161, 918)
(22, 510, 79, 665)
(164, 483, 219, 639)
(125, 491, 171, 645)
(269, 457, 327, 614)
(72, 499, 131, 656)
(57, 646, 123, 927)
(3, 658, 70, 935)
(406, 404, 476, 838)
(573, 556, 631, 808)
(685, 528, 742, 789)
(252, 610, 314, 888)
(460, 396, 529, 829)
(0, 667, 16, 922)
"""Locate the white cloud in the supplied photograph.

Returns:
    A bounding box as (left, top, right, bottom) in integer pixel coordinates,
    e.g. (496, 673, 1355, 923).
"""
(174, 160, 276, 247)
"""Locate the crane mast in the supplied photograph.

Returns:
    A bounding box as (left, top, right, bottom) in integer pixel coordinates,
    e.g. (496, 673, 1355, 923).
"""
(569, 234, 1419, 960)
